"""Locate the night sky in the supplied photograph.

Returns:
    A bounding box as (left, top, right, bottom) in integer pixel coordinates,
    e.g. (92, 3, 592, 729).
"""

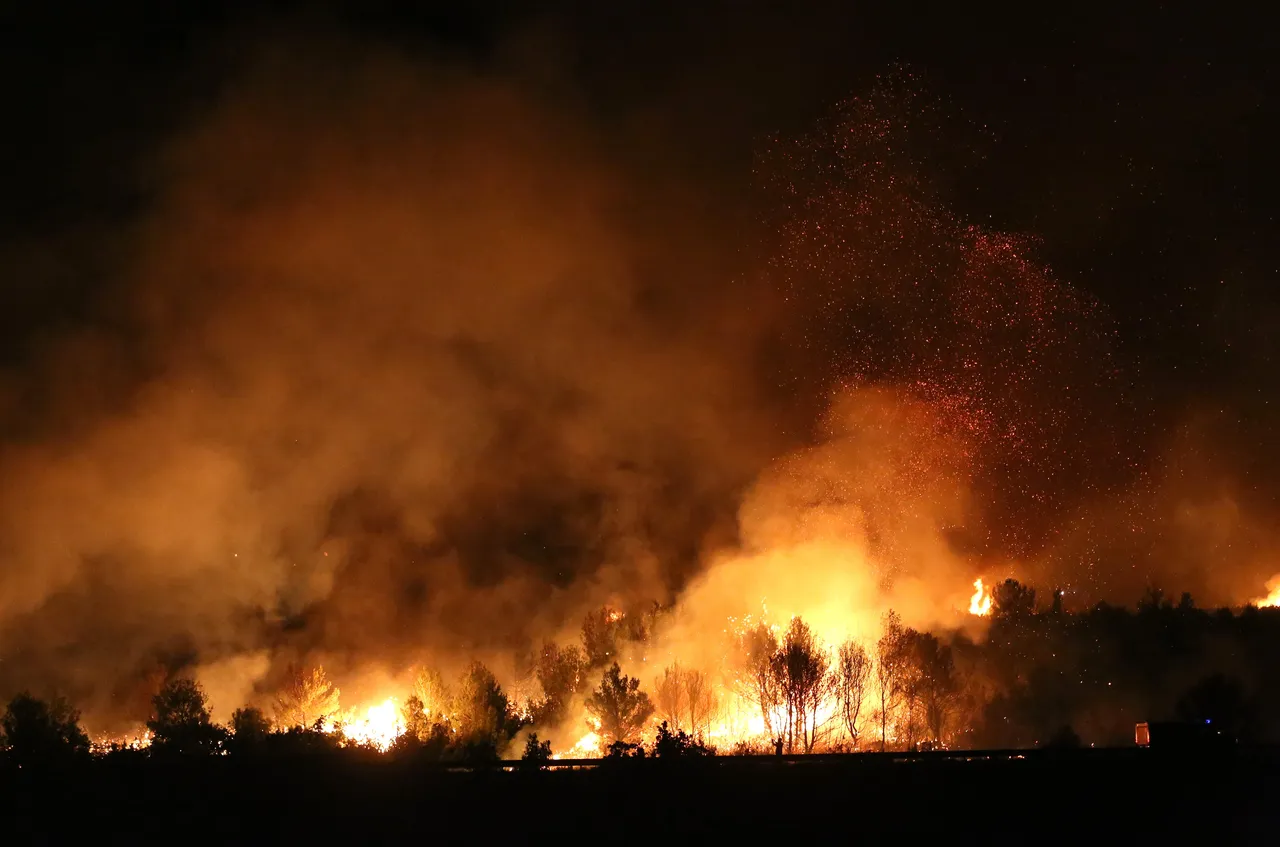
(5, 2, 1275, 398)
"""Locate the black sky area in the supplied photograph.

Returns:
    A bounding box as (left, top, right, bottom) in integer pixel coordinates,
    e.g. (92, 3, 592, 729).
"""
(2, 0, 1276, 472)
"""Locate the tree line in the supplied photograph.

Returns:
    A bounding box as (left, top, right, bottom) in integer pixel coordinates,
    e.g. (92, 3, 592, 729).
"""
(3, 581, 1279, 767)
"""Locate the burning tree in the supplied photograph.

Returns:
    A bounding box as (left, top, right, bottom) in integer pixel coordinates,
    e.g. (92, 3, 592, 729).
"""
(874, 611, 908, 751)
(655, 663, 719, 738)
(581, 607, 625, 669)
(654, 664, 687, 731)
(773, 617, 832, 753)
(274, 666, 341, 729)
(911, 632, 958, 745)
(399, 695, 431, 741)
(586, 662, 654, 745)
(835, 639, 873, 748)
(684, 668, 718, 738)
(534, 641, 587, 724)
(992, 579, 1036, 620)
(412, 666, 453, 722)
(737, 622, 784, 740)
(893, 635, 926, 749)
(455, 661, 511, 741)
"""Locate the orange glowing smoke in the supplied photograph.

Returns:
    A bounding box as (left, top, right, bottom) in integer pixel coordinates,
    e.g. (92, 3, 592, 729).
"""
(1252, 575, 1280, 608)
(969, 578, 993, 616)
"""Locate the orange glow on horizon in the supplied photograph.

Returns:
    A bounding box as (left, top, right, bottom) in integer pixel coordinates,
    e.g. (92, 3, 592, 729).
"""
(1253, 576, 1280, 608)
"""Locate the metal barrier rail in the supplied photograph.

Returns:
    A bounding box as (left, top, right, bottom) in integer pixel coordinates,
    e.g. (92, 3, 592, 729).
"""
(454, 743, 1262, 772)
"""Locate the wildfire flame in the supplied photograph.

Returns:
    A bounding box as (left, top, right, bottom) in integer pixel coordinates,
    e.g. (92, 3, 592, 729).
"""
(91, 729, 153, 753)
(1252, 575, 1280, 608)
(335, 698, 405, 751)
(969, 578, 993, 616)
(552, 714, 605, 760)
(564, 731, 602, 758)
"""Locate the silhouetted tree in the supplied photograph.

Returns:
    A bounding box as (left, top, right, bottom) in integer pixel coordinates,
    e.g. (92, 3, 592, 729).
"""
(894, 628, 927, 749)
(910, 632, 958, 745)
(737, 622, 784, 739)
(586, 663, 654, 745)
(773, 617, 831, 752)
(274, 666, 341, 729)
(389, 715, 451, 760)
(1139, 586, 1166, 612)
(651, 721, 713, 758)
(521, 732, 552, 768)
(534, 642, 586, 724)
(148, 678, 225, 755)
(581, 607, 624, 668)
(654, 663, 687, 731)
(992, 579, 1036, 619)
(836, 640, 872, 748)
(229, 706, 272, 753)
(874, 611, 907, 751)
(264, 722, 343, 757)
(603, 739, 645, 760)
(0, 693, 90, 767)
(653, 664, 719, 738)
(399, 695, 433, 741)
(683, 668, 717, 738)
(622, 602, 656, 644)
(455, 661, 511, 742)
(412, 666, 453, 722)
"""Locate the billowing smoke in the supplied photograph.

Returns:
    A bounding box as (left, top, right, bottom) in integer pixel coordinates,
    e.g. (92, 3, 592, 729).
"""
(644, 385, 984, 674)
(0, 36, 1274, 733)
(0, 43, 775, 725)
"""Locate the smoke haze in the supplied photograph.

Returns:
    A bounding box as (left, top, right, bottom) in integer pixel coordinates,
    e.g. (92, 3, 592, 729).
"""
(0, 24, 1275, 730)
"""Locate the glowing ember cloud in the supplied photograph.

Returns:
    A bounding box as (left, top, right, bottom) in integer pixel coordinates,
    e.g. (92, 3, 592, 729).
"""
(1252, 575, 1280, 608)
(969, 578, 993, 616)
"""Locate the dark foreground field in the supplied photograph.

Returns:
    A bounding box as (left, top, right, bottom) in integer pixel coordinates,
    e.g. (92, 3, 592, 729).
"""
(3, 748, 1277, 844)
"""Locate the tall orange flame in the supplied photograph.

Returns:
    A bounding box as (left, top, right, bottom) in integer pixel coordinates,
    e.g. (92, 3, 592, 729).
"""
(969, 578, 993, 616)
